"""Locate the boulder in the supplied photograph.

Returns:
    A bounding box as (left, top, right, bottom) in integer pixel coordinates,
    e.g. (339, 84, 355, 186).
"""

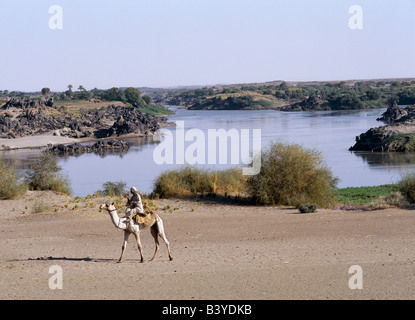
(351, 103, 415, 152)
(0, 98, 167, 140)
(48, 139, 129, 154)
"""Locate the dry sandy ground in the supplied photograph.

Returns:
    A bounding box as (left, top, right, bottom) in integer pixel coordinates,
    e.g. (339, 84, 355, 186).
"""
(0, 131, 153, 150)
(0, 133, 80, 149)
(0, 191, 414, 300)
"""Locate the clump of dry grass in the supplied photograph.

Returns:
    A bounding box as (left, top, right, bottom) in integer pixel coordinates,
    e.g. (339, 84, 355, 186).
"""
(153, 166, 246, 198)
(0, 158, 27, 199)
(365, 192, 408, 211)
(31, 202, 52, 214)
(397, 173, 415, 204)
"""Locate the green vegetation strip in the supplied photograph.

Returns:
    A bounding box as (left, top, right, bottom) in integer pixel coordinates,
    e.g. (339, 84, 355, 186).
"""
(332, 184, 399, 205)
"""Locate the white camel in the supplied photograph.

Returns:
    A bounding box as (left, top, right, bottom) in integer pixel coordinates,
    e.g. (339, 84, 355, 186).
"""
(99, 202, 173, 263)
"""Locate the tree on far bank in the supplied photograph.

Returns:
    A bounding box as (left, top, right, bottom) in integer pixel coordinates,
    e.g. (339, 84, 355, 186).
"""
(66, 84, 73, 98)
(125, 87, 145, 107)
(142, 95, 151, 104)
(279, 82, 288, 90)
(41, 87, 51, 96)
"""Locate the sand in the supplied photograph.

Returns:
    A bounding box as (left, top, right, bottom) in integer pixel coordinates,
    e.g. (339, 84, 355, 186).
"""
(0, 133, 80, 150)
(0, 131, 151, 150)
(0, 191, 414, 300)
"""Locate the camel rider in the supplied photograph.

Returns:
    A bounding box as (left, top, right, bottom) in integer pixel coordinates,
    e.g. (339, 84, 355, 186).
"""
(125, 187, 144, 220)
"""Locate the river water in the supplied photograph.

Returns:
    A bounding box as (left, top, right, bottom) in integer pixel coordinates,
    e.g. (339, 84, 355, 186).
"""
(2, 107, 415, 197)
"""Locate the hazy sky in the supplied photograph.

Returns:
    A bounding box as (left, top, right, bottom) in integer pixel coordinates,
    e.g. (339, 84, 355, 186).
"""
(0, 0, 414, 91)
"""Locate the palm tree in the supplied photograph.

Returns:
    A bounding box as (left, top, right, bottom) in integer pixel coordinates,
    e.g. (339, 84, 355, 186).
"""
(66, 84, 73, 99)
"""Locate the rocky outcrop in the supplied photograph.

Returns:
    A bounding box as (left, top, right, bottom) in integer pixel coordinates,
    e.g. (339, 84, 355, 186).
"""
(104, 105, 162, 136)
(376, 102, 415, 124)
(350, 126, 415, 152)
(350, 104, 415, 152)
(0, 98, 167, 139)
(2, 96, 54, 110)
(48, 139, 129, 154)
(280, 95, 327, 111)
(350, 126, 401, 151)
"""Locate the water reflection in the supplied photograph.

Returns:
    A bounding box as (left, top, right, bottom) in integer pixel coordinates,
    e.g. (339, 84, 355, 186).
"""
(56, 136, 156, 160)
(353, 151, 415, 167)
(0, 136, 157, 171)
(0, 149, 44, 170)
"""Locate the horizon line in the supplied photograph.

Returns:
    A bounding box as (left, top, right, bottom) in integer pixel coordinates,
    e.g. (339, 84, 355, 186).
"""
(3, 76, 415, 93)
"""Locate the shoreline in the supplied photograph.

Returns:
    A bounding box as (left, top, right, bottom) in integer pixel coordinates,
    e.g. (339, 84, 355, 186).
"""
(0, 131, 151, 151)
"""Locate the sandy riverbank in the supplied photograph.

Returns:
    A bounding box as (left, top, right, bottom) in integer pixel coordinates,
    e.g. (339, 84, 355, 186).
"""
(0, 191, 414, 300)
(0, 133, 80, 150)
(0, 132, 152, 150)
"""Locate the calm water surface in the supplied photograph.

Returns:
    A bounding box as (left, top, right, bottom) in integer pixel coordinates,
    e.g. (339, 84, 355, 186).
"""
(3, 107, 415, 197)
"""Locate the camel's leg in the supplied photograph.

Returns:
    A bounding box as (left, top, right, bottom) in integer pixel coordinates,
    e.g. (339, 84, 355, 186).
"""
(118, 232, 129, 263)
(150, 225, 160, 261)
(157, 219, 173, 261)
(133, 231, 144, 263)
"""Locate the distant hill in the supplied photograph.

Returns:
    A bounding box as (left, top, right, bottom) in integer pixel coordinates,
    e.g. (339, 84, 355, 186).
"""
(148, 78, 415, 111)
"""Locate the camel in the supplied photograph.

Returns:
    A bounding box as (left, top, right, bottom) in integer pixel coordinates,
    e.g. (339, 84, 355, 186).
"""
(99, 202, 173, 263)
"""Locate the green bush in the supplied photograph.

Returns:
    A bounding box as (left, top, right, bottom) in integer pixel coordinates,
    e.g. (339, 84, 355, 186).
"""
(397, 173, 415, 203)
(247, 141, 338, 207)
(153, 166, 246, 198)
(0, 158, 27, 199)
(298, 203, 317, 213)
(97, 180, 128, 197)
(25, 151, 71, 196)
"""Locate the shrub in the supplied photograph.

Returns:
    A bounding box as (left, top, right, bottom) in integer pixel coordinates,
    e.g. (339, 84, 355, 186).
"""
(25, 151, 71, 196)
(397, 173, 415, 204)
(365, 191, 408, 210)
(0, 158, 27, 199)
(31, 202, 52, 214)
(216, 168, 246, 195)
(97, 180, 128, 197)
(153, 170, 191, 198)
(153, 166, 246, 198)
(298, 203, 317, 213)
(246, 141, 338, 207)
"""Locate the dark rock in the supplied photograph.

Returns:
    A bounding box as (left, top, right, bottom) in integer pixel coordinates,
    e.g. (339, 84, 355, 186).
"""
(0, 98, 167, 140)
(351, 104, 415, 152)
(48, 139, 130, 154)
(349, 126, 397, 151)
(377, 103, 415, 125)
(2, 96, 53, 111)
(280, 95, 327, 111)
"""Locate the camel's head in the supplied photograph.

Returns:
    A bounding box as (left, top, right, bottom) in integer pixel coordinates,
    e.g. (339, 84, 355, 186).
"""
(99, 202, 116, 212)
